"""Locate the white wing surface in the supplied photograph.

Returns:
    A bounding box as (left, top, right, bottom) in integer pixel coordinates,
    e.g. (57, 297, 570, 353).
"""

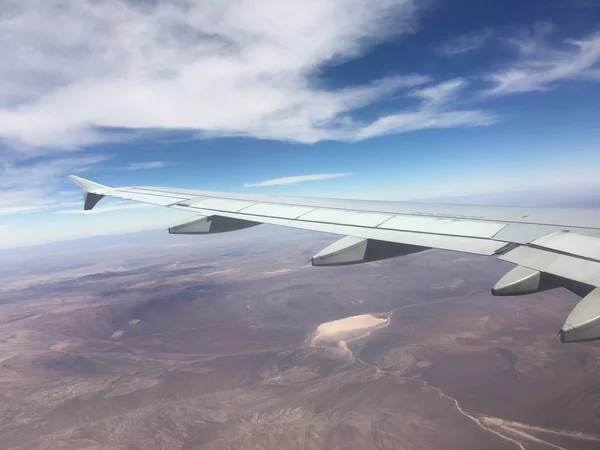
(69, 175, 600, 343)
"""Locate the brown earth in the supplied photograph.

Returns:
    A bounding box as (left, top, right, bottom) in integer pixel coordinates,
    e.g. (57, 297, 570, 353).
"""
(0, 227, 599, 449)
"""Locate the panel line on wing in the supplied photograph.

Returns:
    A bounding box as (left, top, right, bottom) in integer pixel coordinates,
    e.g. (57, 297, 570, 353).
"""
(530, 231, 600, 262)
(171, 201, 507, 241)
(186, 207, 505, 255)
(179, 205, 506, 246)
(241, 203, 316, 219)
(113, 188, 190, 200)
(499, 246, 600, 288)
(377, 215, 505, 239)
(296, 209, 395, 228)
(187, 198, 258, 212)
(528, 244, 600, 264)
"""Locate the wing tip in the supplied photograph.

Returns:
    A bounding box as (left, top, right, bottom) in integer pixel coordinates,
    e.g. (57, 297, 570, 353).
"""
(68, 175, 108, 192)
(68, 175, 109, 211)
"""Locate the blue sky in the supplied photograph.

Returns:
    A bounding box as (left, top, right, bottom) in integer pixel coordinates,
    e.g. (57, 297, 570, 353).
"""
(1, 0, 599, 248)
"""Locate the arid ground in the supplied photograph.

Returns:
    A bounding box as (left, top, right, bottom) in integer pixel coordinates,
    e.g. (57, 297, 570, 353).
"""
(1, 226, 599, 449)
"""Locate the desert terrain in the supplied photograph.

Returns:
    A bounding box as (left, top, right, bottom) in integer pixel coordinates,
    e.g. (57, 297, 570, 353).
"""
(0, 225, 599, 449)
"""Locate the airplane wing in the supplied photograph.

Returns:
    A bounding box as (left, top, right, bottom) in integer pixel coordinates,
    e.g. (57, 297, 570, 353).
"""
(68, 175, 600, 343)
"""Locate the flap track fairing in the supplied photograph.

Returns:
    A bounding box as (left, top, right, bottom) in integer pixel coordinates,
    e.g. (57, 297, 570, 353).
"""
(312, 236, 428, 267)
(561, 288, 600, 343)
(169, 215, 260, 235)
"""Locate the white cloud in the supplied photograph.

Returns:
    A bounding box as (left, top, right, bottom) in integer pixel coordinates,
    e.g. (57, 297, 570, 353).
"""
(126, 161, 166, 170)
(435, 29, 493, 56)
(484, 25, 600, 96)
(244, 173, 354, 187)
(411, 78, 467, 107)
(55, 203, 151, 214)
(354, 79, 498, 139)
(0, 0, 497, 150)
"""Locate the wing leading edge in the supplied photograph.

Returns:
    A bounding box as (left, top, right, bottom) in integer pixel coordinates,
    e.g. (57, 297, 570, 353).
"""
(68, 175, 600, 343)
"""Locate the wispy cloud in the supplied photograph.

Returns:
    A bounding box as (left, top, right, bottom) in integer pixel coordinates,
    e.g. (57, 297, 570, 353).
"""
(483, 24, 600, 96)
(126, 161, 165, 170)
(435, 29, 493, 56)
(354, 79, 498, 140)
(244, 173, 354, 187)
(0, 204, 53, 215)
(55, 203, 151, 215)
(0, 156, 108, 190)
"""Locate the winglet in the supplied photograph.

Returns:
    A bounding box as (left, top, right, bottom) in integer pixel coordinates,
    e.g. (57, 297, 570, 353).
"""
(68, 175, 110, 211)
